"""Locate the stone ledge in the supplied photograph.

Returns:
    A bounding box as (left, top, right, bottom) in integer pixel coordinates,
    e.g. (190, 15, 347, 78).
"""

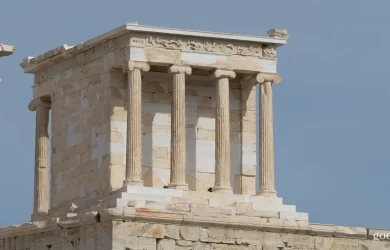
(1, 208, 388, 241)
(0, 44, 15, 57)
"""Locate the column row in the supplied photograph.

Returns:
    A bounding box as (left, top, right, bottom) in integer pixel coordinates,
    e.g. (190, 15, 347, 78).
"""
(122, 61, 281, 195)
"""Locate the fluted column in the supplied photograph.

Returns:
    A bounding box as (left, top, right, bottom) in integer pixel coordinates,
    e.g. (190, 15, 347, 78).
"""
(28, 97, 51, 221)
(256, 73, 282, 197)
(123, 61, 150, 186)
(168, 65, 191, 190)
(212, 69, 236, 193)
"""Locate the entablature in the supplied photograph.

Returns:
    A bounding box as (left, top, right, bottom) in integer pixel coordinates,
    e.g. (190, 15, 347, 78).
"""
(20, 23, 288, 74)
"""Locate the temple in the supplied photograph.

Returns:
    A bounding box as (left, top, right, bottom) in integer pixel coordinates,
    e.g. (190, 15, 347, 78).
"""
(0, 23, 388, 249)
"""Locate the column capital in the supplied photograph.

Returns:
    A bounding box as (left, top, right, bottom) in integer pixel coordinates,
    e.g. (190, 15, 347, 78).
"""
(213, 69, 236, 79)
(257, 73, 282, 84)
(124, 61, 150, 72)
(244, 73, 282, 85)
(168, 64, 191, 75)
(28, 97, 51, 111)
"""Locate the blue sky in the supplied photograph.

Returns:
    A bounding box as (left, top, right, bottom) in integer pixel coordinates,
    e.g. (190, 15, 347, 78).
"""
(1, 0, 389, 228)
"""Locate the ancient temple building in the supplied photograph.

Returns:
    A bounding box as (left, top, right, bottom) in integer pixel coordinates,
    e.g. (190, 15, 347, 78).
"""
(0, 23, 388, 249)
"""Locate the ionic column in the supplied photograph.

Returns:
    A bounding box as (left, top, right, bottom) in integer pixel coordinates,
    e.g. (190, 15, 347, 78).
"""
(167, 65, 191, 190)
(212, 69, 236, 193)
(123, 61, 150, 186)
(28, 97, 51, 221)
(256, 73, 282, 197)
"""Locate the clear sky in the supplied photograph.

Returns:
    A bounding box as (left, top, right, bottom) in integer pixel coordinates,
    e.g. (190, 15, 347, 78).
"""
(1, 0, 389, 228)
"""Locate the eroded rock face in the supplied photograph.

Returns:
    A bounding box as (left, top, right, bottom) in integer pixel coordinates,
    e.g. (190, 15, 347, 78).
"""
(0, 44, 15, 57)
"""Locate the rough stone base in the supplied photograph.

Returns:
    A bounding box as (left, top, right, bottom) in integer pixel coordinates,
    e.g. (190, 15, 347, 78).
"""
(1, 207, 390, 250)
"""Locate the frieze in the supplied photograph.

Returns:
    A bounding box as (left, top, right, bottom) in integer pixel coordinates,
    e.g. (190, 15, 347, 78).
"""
(262, 44, 276, 58)
(130, 37, 146, 47)
(130, 34, 264, 57)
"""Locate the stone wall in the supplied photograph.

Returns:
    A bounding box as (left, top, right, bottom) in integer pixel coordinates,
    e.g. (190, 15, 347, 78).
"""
(34, 35, 130, 216)
(1, 208, 389, 250)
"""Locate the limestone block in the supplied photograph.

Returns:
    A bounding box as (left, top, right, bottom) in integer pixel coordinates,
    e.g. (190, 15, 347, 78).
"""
(136, 209, 185, 224)
(180, 226, 200, 241)
(176, 240, 193, 247)
(166, 204, 190, 212)
(196, 128, 215, 141)
(157, 239, 175, 250)
(58, 211, 98, 228)
(191, 204, 236, 215)
(38, 230, 63, 247)
(175, 246, 193, 250)
(234, 230, 264, 246)
(184, 212, 228, 227)
(310, 223, 335, 237)
(279, 211, 309, 221)
(199, 228, 235, 244)
(171, 197, 208, 205)
(164, 225, 180, 240)
(297, 221, 311, 234)
(327, 238, 360, 250)
(114, 221, 165, 239)
(359, 240, 390, 249)
(193, 242, 212, 250)
(145, 47, 181, 65)
(99, 207, 124, 221)
(181, 51, 229, 68)
(263, 218, 285, 233)
(112, 234, 137, 249)
(279, 233, 317, 249)
(235, 202, 252, 214)
(282, 220, 299, 233)
(334, 226, 366, 239)
(212, 244, 261, 250)
(237, 210, 279, 219)
(228, 216, 267, 230)
(208, 194, 236, 207)
(137, 236, 157, 250)
(186, 172, 215, 192)
(233, 175, 256, 195)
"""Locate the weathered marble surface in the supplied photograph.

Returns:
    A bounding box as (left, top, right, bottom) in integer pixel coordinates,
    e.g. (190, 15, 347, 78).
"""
(0, 207, 388, 250)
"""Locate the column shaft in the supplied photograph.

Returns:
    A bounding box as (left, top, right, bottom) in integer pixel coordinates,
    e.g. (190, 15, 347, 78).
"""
(124, 69, 143, 186)
(258, 81, 277, 196)
(32, 101, 50, 220)
(213, 69, 235, 193)
(169, 72, 188, 190)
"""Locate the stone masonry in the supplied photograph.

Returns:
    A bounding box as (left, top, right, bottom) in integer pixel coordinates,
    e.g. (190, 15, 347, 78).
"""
(1, 24, 389, 249)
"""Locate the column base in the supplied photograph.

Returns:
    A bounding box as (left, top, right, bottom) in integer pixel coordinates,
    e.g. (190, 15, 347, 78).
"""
(256, 190, 277, 197)
(123, 179, 144, 187)
(212, 186, 233, 194)
(30, 212, 47, 222)
(167, 183, 189, 191)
